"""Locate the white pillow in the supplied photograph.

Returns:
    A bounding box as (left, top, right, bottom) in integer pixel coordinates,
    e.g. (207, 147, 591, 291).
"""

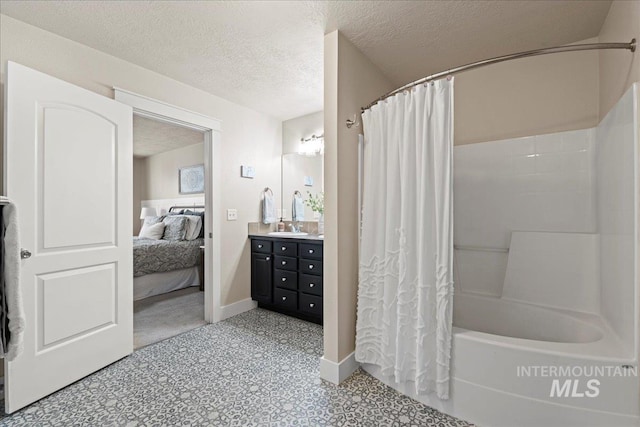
(139, 222, 165, 240)
(183, 215, 203, 240)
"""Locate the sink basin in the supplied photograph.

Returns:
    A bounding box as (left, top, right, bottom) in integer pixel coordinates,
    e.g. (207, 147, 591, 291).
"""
(268, 231, 309, 237)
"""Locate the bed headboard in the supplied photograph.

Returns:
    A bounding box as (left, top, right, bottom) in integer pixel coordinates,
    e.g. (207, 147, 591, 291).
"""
(141, 197, 205, 215)
(169, 205, 205, 212)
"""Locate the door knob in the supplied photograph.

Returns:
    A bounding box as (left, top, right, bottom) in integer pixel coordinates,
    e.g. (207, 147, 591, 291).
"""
(20, 249, 32, 259)
(309, 283, 315, 288)
(282, 277, 287, 282)
(281, 246, 286, 251)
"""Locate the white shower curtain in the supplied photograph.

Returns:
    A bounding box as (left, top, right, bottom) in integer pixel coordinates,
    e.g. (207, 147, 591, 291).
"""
(355, 78, 454, 399)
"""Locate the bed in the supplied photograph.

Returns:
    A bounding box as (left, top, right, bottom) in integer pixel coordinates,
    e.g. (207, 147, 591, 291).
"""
(133, 205, 205, 300)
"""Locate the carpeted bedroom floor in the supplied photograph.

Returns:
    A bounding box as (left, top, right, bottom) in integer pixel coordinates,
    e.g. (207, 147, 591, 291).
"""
(134, 287, 206, 349)
(0, 308, 473, 426)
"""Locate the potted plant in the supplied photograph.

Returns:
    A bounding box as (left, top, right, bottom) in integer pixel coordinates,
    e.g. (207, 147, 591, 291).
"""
(305, 191, 324, 234)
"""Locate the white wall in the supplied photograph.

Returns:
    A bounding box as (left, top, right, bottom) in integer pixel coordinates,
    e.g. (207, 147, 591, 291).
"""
(0, 14, 282, 306)
(596, 85, 637, 353)
(323, 31, 395, 365)
(455, 37, 599, 145)
(144, 143, 204, 201)
(132, 142, 204, 235)
(282, 110, 323, 154)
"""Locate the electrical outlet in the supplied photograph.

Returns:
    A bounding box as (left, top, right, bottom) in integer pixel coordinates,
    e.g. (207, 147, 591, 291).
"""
(227, 209, 238, 221)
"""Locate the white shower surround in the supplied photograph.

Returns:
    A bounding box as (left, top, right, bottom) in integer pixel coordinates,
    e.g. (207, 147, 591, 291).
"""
(362, 85, 639, 426)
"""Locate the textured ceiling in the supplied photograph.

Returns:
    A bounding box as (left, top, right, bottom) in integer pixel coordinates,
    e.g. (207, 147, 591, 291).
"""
(133, 115, 203, 158)
(0, 1, 612, 120)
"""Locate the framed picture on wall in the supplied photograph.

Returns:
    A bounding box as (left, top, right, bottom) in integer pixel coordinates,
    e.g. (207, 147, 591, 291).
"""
(179, 164, 205, 194)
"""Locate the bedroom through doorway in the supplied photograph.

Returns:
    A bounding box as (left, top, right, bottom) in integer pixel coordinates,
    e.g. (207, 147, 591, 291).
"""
(132, 115, 207, 349)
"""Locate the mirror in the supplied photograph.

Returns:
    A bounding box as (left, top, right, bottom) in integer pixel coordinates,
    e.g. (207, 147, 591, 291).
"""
(281, 153, 323, 221)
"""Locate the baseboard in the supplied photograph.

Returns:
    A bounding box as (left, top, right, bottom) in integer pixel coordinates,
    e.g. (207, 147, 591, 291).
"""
(319, 351, 359, 384)
(220, 298, 257, 320)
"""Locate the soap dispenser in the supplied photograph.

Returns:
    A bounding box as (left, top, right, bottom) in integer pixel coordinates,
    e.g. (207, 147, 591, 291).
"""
(277, 218, 285, 232)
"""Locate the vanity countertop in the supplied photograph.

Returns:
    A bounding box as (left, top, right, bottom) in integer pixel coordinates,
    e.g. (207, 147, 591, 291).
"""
(248, 232, 324, 242)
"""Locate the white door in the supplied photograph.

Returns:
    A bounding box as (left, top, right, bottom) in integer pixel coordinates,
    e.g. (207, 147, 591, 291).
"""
(3, 62, 133, 413)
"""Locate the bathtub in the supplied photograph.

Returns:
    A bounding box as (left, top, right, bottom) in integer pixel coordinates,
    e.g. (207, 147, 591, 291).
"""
(361, 292, 639, 427)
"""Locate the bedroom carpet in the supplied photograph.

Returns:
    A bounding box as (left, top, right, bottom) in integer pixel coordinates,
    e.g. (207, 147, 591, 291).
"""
(134, 287, 206, 349)
(0, 309, 472, 426)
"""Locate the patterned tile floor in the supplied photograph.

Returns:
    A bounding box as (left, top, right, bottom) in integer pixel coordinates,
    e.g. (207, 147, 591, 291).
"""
(0, 309, 473, 426)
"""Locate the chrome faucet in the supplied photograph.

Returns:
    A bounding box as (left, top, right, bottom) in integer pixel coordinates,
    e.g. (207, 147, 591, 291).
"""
(289, 223, 303, 233)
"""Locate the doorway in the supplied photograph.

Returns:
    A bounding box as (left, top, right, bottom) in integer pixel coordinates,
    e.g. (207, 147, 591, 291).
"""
(132, 115, 206, 348)
(115, 88, 223, 328)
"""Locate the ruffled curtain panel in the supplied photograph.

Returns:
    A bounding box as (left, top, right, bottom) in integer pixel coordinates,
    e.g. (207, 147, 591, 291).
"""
(356, 78, 454, 399)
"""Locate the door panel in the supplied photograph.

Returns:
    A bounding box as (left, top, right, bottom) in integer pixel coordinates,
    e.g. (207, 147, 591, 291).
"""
(251, 253, 272, 304)
(39, 264, 116, 347)
(4, 62, 133, 413)
(41, 105, 116, 250)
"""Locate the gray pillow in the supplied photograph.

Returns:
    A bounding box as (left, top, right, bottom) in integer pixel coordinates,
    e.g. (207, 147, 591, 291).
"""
(184, 210, 205, 238)
(143, 216, 164, 226)
(162, 216, 188, 241)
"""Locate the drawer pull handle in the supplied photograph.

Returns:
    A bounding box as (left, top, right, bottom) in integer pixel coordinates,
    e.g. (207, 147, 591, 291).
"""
(282, 246, 286, 250)
(282, 296, 287, 301)
(309, 264, 314, 269)
(282, 261, 287, 265)
(309, 283, 315, 288)
(258, 244, 263, 248)
(310, 303, 315, 308)
(282, 277, 287, 282)
(266, 257, 270, 261)
(309, 249, 314, 254)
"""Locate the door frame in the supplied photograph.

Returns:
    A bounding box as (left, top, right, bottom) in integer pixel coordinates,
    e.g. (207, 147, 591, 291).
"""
(114, 88, 222, 323)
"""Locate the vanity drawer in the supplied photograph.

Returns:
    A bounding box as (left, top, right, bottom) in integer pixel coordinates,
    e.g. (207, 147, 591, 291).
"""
(274, 288, 297, 311)
(299, 273, 322, 296)
(299, 293, 322, 317)
(274, 255, 297, 271)
(300, 259, 322, 276)
(251, 239, 272, 254)
(274, 241, 297, 257)
(274, 269, 297, 291)
(299, 243, 322, 260)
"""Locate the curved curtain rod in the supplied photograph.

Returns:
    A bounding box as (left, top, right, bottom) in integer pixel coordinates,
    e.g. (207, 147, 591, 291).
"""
(362, 39, 636, 112)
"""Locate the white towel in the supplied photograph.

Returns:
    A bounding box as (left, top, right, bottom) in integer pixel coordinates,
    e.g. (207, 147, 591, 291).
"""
(262, 189, 276, 224)
(3, 203, 25, 361)
(292, 192, 305, 222)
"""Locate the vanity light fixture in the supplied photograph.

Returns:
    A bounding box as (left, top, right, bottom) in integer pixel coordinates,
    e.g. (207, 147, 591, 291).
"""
(299, 134, 324, 156)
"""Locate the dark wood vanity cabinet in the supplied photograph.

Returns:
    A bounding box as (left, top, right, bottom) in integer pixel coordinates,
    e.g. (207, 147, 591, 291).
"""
(250, 236, 323, 324)
(250, 239, 273, 304)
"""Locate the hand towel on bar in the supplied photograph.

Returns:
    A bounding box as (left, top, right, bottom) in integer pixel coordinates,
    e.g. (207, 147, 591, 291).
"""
(262, 189, 276, 224)
(3, 202, 24, 361)
(292, 192, 305, 222)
